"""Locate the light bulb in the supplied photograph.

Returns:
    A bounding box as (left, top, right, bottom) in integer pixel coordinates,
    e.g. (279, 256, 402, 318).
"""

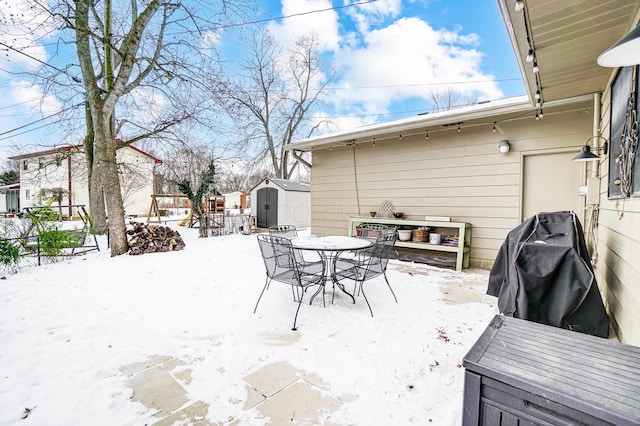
(526, 49, 534, 62)
(515, 0, 524, 11)
(534, 90, 541, 100)
(532, 61, 539, 73)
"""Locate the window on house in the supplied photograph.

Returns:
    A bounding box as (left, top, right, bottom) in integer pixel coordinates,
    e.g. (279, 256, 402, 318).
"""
(25, 189, 30, 200)
(608, 65, 639, 198)
(23, 160, 28, 171)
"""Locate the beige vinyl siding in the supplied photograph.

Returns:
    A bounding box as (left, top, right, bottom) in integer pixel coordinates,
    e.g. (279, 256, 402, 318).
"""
(309, 100, 593, 269)
(594, 63, 640, 345)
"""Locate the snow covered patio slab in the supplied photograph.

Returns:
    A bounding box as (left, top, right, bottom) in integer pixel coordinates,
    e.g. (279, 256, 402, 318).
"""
(0, 225, 497, 425)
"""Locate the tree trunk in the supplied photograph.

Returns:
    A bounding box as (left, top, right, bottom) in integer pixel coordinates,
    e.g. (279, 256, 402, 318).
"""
(95, 117, 128, 256)
(90, 166, 108, 234)
(84, 102, 108, 234)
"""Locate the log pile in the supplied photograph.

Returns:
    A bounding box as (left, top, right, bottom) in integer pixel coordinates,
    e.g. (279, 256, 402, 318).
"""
(126, 221, 186, 255)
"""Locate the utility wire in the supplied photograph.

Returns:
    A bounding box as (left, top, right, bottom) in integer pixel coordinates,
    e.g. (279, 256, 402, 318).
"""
(0, 102, 82, 137)
(0, 42, 82, 83)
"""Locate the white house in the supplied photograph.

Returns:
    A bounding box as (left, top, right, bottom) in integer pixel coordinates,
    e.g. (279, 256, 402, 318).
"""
(9, 144, 162, 218)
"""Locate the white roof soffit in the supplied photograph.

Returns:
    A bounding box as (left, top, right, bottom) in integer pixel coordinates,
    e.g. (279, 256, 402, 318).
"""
(288, 94, 592, 152)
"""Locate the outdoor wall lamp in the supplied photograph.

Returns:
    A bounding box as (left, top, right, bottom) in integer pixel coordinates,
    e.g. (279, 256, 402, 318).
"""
(597, 24, 640, 67)
(498, 140, 511, 154)
(572, 136, 609, 162)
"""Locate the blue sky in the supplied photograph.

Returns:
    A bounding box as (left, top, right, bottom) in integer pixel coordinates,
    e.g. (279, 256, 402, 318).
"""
(0, 0, 525, 161)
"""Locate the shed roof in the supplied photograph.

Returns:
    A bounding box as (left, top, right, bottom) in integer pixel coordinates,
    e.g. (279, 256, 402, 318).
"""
(252, 178, 311, 193)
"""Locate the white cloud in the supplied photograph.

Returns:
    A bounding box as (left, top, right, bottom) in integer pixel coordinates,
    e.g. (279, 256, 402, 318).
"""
(10, 80, 62, 116)
(330, 17, 503, 121)
(201, 30, 223, 53)
(123, 87, 167, 125)
(345, 0, 403, 34)
(266, 0, 341, 51)
(0, 0, 56, 72)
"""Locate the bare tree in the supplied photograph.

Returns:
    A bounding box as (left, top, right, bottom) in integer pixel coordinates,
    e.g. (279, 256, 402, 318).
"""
(211, 30, 331, 180)
(0, 0, 248, 255)
(429, 88, 478, 112)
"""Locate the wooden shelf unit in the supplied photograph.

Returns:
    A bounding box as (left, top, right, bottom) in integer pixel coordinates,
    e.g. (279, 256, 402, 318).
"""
(348, 216, 471, 271)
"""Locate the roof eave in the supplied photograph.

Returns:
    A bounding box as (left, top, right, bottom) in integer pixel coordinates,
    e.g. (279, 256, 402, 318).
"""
(287, 96, 538, 152)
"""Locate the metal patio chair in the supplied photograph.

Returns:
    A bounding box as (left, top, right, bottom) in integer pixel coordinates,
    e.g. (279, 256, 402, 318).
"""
(333, 232, 398, 316)
(255, 234, 325, 330)
(269, 224, 322, 267)
(268, 225, 298, 238)
(356, 223, 396, 240)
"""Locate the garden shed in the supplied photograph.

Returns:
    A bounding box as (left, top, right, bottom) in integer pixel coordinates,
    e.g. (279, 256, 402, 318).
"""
(250, 178, 310, 230)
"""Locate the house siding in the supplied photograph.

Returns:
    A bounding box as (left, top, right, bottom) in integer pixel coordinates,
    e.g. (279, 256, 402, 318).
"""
(595, 62, 640, 346)
(309, 99, 593, 269)
(15, 146, 157, 217)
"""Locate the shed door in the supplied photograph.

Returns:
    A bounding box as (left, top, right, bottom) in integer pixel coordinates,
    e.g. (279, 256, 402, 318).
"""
(523, 152, 583, 222)
(256, 187, 278, 228)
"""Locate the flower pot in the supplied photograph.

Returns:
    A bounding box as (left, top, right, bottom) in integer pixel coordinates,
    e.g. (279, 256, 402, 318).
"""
(397, 230, 412, 241)
(412, 229, 428, 242)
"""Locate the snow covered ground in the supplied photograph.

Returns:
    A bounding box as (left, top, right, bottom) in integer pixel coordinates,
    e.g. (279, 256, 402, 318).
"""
(0, 223, 498, 425)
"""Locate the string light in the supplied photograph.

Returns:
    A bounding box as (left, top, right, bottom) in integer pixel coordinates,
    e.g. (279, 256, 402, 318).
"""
(399, 133, 402, 140)
(492, 122, 497, 132)
(457, 124, 461, 132)
(372, 137, 376, 147)
(525, 49, 535, 62)
(425, 130, 429, 140)
(532, 61, 539, 73)
(515, 0, 524, 12)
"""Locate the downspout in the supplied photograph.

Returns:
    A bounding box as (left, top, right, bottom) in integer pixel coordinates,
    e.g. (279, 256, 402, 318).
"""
(586, 92, 602, 264)
(592, 92, 602, 178)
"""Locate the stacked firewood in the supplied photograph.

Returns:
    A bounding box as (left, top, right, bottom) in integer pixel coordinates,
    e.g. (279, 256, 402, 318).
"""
(126, 221, 186, 255)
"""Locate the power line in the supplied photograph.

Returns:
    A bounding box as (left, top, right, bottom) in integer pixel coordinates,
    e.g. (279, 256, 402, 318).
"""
(214, 0, 380, 30)
(0, 42, 81, 83)
(0, 102, 82, 138)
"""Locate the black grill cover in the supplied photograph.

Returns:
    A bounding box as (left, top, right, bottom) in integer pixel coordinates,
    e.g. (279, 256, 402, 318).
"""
(487, 211, 609, 337)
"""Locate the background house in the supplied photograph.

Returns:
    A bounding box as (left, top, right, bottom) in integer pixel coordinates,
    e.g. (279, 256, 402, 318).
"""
(0, 183, 20, 215)
(9, 144, 161, 218)
(287, 1, 640, 345)
(250, 178, 310, 229)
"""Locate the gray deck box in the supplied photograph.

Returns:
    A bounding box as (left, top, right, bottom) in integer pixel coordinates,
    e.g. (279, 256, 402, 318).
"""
(462, 315, 640, 425)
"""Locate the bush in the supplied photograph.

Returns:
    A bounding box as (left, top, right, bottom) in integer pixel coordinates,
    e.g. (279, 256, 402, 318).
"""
(0, 238, 20, 266)
(39, 229, 81, 257)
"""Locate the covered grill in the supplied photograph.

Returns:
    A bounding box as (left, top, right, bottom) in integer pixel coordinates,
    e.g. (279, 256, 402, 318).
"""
(487, 211, 609, 337)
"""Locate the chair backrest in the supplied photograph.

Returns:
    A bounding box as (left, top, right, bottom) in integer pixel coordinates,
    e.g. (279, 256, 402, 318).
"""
(269, 225, 298, 238)
(357, 224, 396, 240)
(363, 233, 397, 279)
(257, 234, 300, 282)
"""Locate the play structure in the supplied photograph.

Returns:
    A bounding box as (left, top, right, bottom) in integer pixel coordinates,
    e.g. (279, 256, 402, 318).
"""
(20, 203, 100, 259)
(147, 193, 226, 232)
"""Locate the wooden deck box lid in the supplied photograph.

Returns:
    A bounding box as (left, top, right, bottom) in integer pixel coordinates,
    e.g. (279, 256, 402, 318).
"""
(463, 315, 640, 425)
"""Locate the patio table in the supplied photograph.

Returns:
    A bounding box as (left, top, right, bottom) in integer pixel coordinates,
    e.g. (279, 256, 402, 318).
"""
(290, 235, 373, 304)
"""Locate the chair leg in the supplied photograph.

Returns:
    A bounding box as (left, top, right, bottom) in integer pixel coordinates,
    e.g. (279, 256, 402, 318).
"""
(292, 290, 304, 331)
(254, 278, 270, 314)
(383, 272, 398, 303)
(359, 280, 374, 317)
